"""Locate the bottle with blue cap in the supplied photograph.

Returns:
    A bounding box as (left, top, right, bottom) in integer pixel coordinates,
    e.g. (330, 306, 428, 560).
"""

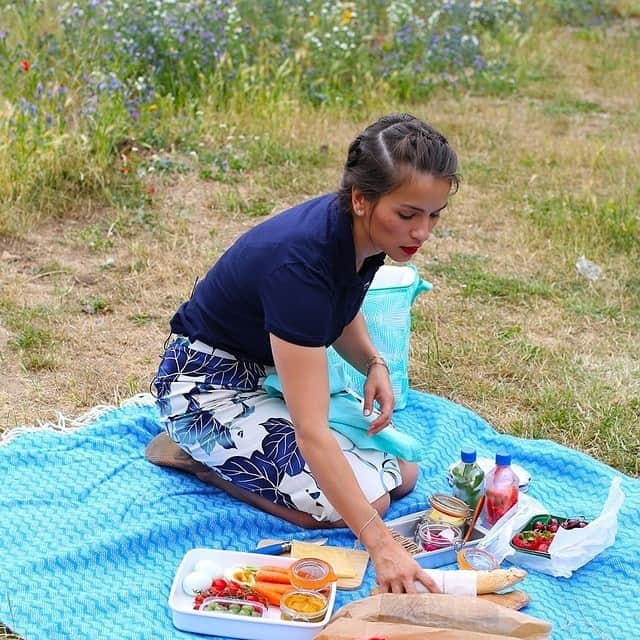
(450, 447, 485, 509)
(482, 451, 519, 527)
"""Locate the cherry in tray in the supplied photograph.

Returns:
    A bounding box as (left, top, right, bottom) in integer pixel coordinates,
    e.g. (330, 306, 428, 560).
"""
(511, 514, 589, 555)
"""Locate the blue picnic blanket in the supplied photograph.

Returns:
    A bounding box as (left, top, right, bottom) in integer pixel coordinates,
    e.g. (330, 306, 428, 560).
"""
(0, 392, 638, 640)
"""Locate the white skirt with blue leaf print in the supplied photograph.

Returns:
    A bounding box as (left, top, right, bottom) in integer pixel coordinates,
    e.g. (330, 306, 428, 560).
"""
(154, 336, 402, 522)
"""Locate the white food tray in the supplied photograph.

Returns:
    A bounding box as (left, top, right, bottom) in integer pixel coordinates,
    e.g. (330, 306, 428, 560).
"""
(169, 548, 336, 640)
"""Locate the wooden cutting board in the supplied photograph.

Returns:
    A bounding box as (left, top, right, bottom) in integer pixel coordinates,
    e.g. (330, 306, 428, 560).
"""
(256, 539, 370, 590)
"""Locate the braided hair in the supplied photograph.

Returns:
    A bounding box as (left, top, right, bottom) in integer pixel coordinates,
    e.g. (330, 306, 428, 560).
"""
(338, 113, 459, 215)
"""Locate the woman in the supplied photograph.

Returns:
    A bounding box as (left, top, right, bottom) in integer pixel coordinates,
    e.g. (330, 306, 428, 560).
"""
(151, 113, 459, 593)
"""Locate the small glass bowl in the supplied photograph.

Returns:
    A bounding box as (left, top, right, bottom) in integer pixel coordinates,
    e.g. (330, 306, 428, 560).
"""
(457, 547, 499, 571)
(199, 597, 266, 618)
(415, 521, 463, 552)
(279, 589, 328, 623)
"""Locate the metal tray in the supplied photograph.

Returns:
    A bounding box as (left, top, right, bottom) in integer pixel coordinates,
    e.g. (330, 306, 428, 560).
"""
(386, 509, 488, 569)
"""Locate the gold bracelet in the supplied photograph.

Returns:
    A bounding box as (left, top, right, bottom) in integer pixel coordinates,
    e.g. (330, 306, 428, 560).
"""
(366, 355, 388, 376)
(356, 510, 379, 542)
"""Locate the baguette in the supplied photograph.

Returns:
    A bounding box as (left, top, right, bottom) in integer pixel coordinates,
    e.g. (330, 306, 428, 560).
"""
(475, 568, 527, 594)
(371, 568, 527, 597)
(478, 590, 530, 610)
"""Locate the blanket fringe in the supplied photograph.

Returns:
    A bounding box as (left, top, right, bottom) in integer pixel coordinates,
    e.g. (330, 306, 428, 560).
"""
(0, 393, 156, 447)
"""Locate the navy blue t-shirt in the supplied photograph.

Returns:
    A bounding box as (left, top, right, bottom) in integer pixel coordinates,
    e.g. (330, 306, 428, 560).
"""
(170, 193, 385, 365)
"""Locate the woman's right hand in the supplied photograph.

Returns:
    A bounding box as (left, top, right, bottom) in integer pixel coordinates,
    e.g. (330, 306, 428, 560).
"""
(367, 534, 441, 594)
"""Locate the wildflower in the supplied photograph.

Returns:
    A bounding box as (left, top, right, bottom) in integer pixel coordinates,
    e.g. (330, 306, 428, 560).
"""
(342, 8, 353, 24)
(21, 59, 31, 72)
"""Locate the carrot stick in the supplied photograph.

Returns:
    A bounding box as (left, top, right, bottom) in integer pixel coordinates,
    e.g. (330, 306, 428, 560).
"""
(255, 569, 292, 584)
(253, 580, 292, 594)
(253, 584, 287, 606)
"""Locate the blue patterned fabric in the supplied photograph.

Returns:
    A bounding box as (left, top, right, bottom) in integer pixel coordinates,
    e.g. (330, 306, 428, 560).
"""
(0, 391, 638, 640)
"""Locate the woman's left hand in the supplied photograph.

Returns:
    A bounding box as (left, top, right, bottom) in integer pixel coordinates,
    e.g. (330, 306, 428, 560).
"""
(363, 363, 394, 435)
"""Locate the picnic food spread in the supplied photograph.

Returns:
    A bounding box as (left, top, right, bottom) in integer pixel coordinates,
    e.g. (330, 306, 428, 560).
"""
(168, 447, 617, 639)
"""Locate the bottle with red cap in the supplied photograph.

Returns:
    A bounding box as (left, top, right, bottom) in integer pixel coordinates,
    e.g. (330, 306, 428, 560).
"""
(482, 451, 519, 527)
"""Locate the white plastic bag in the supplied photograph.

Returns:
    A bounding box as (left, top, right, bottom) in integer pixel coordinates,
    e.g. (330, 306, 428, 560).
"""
(476, 493, 548, 564)
(477, 477, 624, 578)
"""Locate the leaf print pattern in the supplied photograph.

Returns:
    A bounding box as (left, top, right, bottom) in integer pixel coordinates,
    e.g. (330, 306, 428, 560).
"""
(261, 418, 306, 477)
(154, 337, 264, 393)
(154, 335, 402, 521)
(217, 452, 297, 510)
(169, 410, 235, 452)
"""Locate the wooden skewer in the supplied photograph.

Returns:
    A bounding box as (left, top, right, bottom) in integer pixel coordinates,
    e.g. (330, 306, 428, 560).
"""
(464, 494, 485, 543)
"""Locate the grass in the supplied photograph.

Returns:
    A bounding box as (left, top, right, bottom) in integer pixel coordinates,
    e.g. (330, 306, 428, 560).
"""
(0, 4, 639, 636)
(0, 298, 59, 372)
(0, 2, 636, 464)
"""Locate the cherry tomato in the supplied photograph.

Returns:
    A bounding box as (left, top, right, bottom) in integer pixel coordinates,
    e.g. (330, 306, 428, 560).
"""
(512, 534, 529, 549)
(213, 579, 227, 590)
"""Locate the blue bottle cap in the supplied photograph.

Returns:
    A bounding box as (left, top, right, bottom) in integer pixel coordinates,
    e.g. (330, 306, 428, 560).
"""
(495, 452, 511, 466)
(460, 447, 477, 463)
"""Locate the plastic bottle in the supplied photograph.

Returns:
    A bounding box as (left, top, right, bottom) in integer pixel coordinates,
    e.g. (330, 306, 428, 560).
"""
(482, 452, 519, 527)
(450, 447, 485, 510)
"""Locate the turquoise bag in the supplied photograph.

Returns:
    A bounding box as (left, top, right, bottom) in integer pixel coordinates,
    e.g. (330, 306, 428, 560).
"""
(262, 365, 423, 461)
(328, 264, 432, 410)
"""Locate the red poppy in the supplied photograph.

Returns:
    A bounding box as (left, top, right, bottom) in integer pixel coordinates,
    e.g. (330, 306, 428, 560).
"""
(20, 59, 30, 72)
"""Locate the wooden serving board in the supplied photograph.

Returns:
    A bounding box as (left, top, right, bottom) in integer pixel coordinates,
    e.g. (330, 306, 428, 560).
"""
(256, 539, 370, 590)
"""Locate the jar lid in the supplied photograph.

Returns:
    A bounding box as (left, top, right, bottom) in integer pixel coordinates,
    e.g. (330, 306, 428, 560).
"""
(429, 493, 471, 519)
(289, 558, 336, 590)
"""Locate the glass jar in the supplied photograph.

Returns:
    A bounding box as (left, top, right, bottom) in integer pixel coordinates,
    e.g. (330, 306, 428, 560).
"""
(279, 589, 328, 623)
(288, 558, 336, 594)
(415, 521, 463, 552)
(427, 493, 471, 528)
(456, 547, 499, 571)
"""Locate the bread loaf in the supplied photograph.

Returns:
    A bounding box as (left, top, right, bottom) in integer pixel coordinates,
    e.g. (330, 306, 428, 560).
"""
(479, 590, 530, 610)
(474, 568, 527, 594)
